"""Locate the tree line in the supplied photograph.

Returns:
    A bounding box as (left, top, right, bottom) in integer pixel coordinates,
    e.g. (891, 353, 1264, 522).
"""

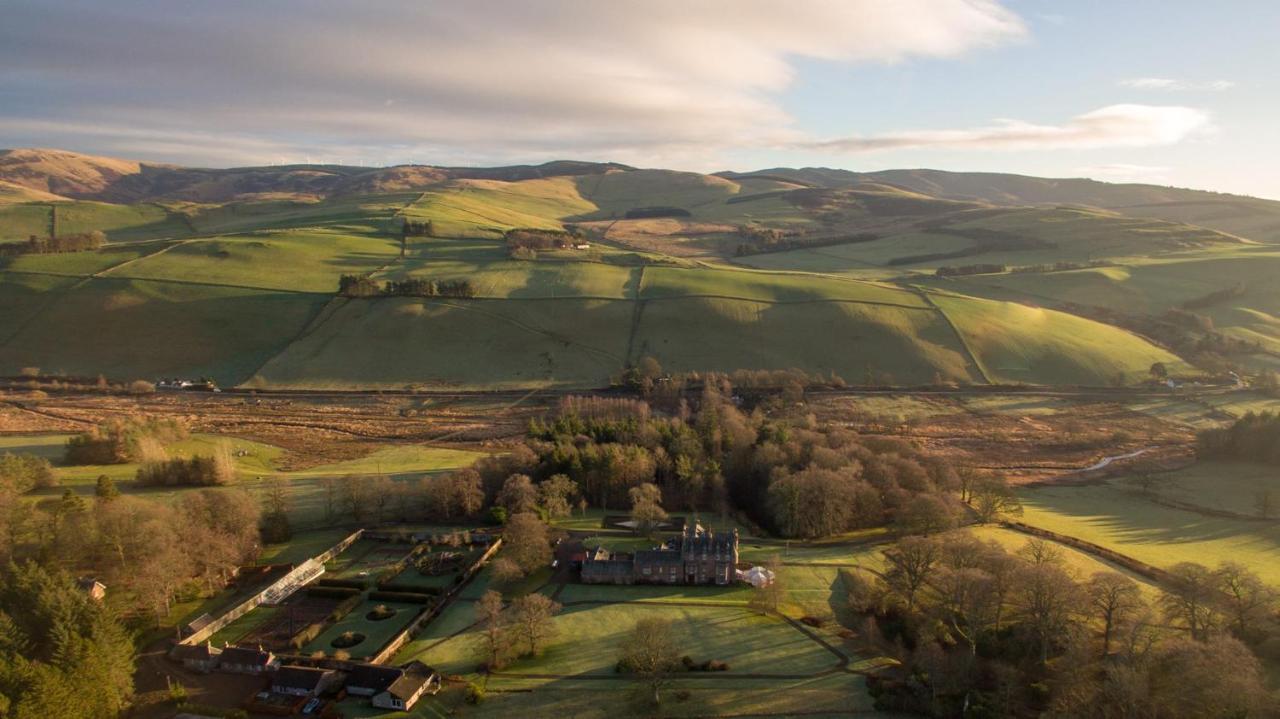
(337, 274, 475, 298)
(1196, 411, 1280, 465)
(847, 532, 1278, 717)
(0, 230, 105, 257)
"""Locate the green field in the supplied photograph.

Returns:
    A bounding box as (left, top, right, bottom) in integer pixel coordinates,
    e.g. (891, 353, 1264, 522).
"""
(930, 292, 1188, 384)
(1017, 478, 1280, 585)
(0, 166, 1252, 390)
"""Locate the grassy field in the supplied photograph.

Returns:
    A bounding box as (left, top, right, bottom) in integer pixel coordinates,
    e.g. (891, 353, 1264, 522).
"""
(0, 170, 1237, 390)
(106, 229, 401, 293)
(0, 276, 328, 384)
(303, 599, 423, 659)
(1152, 460, 1279, 518)
(930, 292, 1188, 385)
(1017, 478, 1280, 585)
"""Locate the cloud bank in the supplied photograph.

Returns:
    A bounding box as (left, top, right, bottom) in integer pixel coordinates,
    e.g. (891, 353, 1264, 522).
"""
(1, 0, 1025, 165)
(802, 105, 1212, 154)
(1119, 77, 1235, 91)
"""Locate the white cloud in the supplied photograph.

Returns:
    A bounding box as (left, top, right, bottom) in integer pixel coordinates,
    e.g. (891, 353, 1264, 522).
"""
(801, 105, 1212, 154)
(0, 0, 1026, 166)
(1119, 77, 1235, 91)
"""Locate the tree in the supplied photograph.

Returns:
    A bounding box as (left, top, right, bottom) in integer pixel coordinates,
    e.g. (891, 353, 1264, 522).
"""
(1215, 561, 1276, 639)
(1159, 562, 1221, 641)
(339, 474, 370, 521)
(501, 513, 552, 576)
(617, 617, 682, 706)
(1254, 488, 1277, 519)
(94, 475, 119, 501)
(971, 476, 1022, 523)
(1086, 572, 1144, 657)
(1149, 362, 1169, 381)
(497, 474, 538, 515)
(509, 593, 561, 657)
(883, 536, 941, 613)
(474, 590, 514, 670)
(538, 474, 577, 519)
(628, 482, 668, 535)
(895, 494, 956, 535)
(260, 475, 292, 543)
(1013, 562, 1081, 664)
(0, 562, 136, 718)
(1146, 635, 1269, 718)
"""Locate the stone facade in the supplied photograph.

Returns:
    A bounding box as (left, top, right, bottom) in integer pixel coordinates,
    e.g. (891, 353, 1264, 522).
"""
(581, 522, 738, 586)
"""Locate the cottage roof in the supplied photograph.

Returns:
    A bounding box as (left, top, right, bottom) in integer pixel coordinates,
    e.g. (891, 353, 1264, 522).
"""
(220, 645, 273, 666)
(346, 664, 403, 692)
(170, 642, 221, 661)
(274, 665, 332, 692)
(385, 662, 436, 700)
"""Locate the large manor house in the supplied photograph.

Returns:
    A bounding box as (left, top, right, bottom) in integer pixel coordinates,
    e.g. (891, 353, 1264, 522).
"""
(581, 521, 739, 585)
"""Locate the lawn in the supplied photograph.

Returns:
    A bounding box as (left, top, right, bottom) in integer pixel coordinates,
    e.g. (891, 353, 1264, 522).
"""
(303, 599, 423, 659)
(399, 602, 840, 679)
(260, 529, 356, 566)
(1016, 480, 1280, 585)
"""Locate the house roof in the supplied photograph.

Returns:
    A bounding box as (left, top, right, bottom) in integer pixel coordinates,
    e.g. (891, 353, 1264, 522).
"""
(171, 643, 221, 661)
(274, 665, 332, 692)
(220, 645, 273, 665)
(385, 662, 436, 700)
(346, 664, 403, 691)
(634, 549, 683, 566)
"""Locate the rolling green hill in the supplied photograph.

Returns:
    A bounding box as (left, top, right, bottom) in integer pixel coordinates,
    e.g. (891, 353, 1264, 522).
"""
(3, 148, 1271, 389)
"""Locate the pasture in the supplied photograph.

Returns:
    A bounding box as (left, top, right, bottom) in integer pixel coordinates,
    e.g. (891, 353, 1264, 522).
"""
(1016, 478, 1280, 585)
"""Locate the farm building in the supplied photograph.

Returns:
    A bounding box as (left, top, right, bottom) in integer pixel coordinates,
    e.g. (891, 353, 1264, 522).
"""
(272, 665, 338, 697)
(581, 521, 738, 586)
(169, 642, 221, 673)
(218, 645, 278, 674)
(346, 664, 406, 696)
(371, 662, 439, 711)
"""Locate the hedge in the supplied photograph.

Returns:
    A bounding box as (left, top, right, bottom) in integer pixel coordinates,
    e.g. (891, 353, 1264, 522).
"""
(369, 590, 434, 604)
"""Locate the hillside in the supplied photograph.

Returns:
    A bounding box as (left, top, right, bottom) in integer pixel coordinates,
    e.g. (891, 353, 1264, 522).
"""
(1, 148, 1270, 389)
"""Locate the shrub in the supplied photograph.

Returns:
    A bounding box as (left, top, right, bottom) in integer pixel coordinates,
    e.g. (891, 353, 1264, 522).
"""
(129, 380, 156, 395)
(465, 682, 486, 704)
(367, 604, 397, 621)
(306, 586, 361, 599)
(330, 631, 366, 649)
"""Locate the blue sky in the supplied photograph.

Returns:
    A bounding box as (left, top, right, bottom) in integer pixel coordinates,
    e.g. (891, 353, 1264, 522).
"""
(2, 0, 1276, 197)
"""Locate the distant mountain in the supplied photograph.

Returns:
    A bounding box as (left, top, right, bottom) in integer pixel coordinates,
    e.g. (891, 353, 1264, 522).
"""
(4, 148, 1279, 241)
(723, 167, 1280, 242)
(0, 148, 629, 204)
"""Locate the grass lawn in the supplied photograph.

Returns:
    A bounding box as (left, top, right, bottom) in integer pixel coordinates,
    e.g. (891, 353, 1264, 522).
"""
(303, 599, 423, 660)
(1017, 480, 1280, 585)
(400, 602, 839, 680)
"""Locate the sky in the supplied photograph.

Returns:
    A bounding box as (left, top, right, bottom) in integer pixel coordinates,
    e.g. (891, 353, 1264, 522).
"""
(2, 0, 1277, 198)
